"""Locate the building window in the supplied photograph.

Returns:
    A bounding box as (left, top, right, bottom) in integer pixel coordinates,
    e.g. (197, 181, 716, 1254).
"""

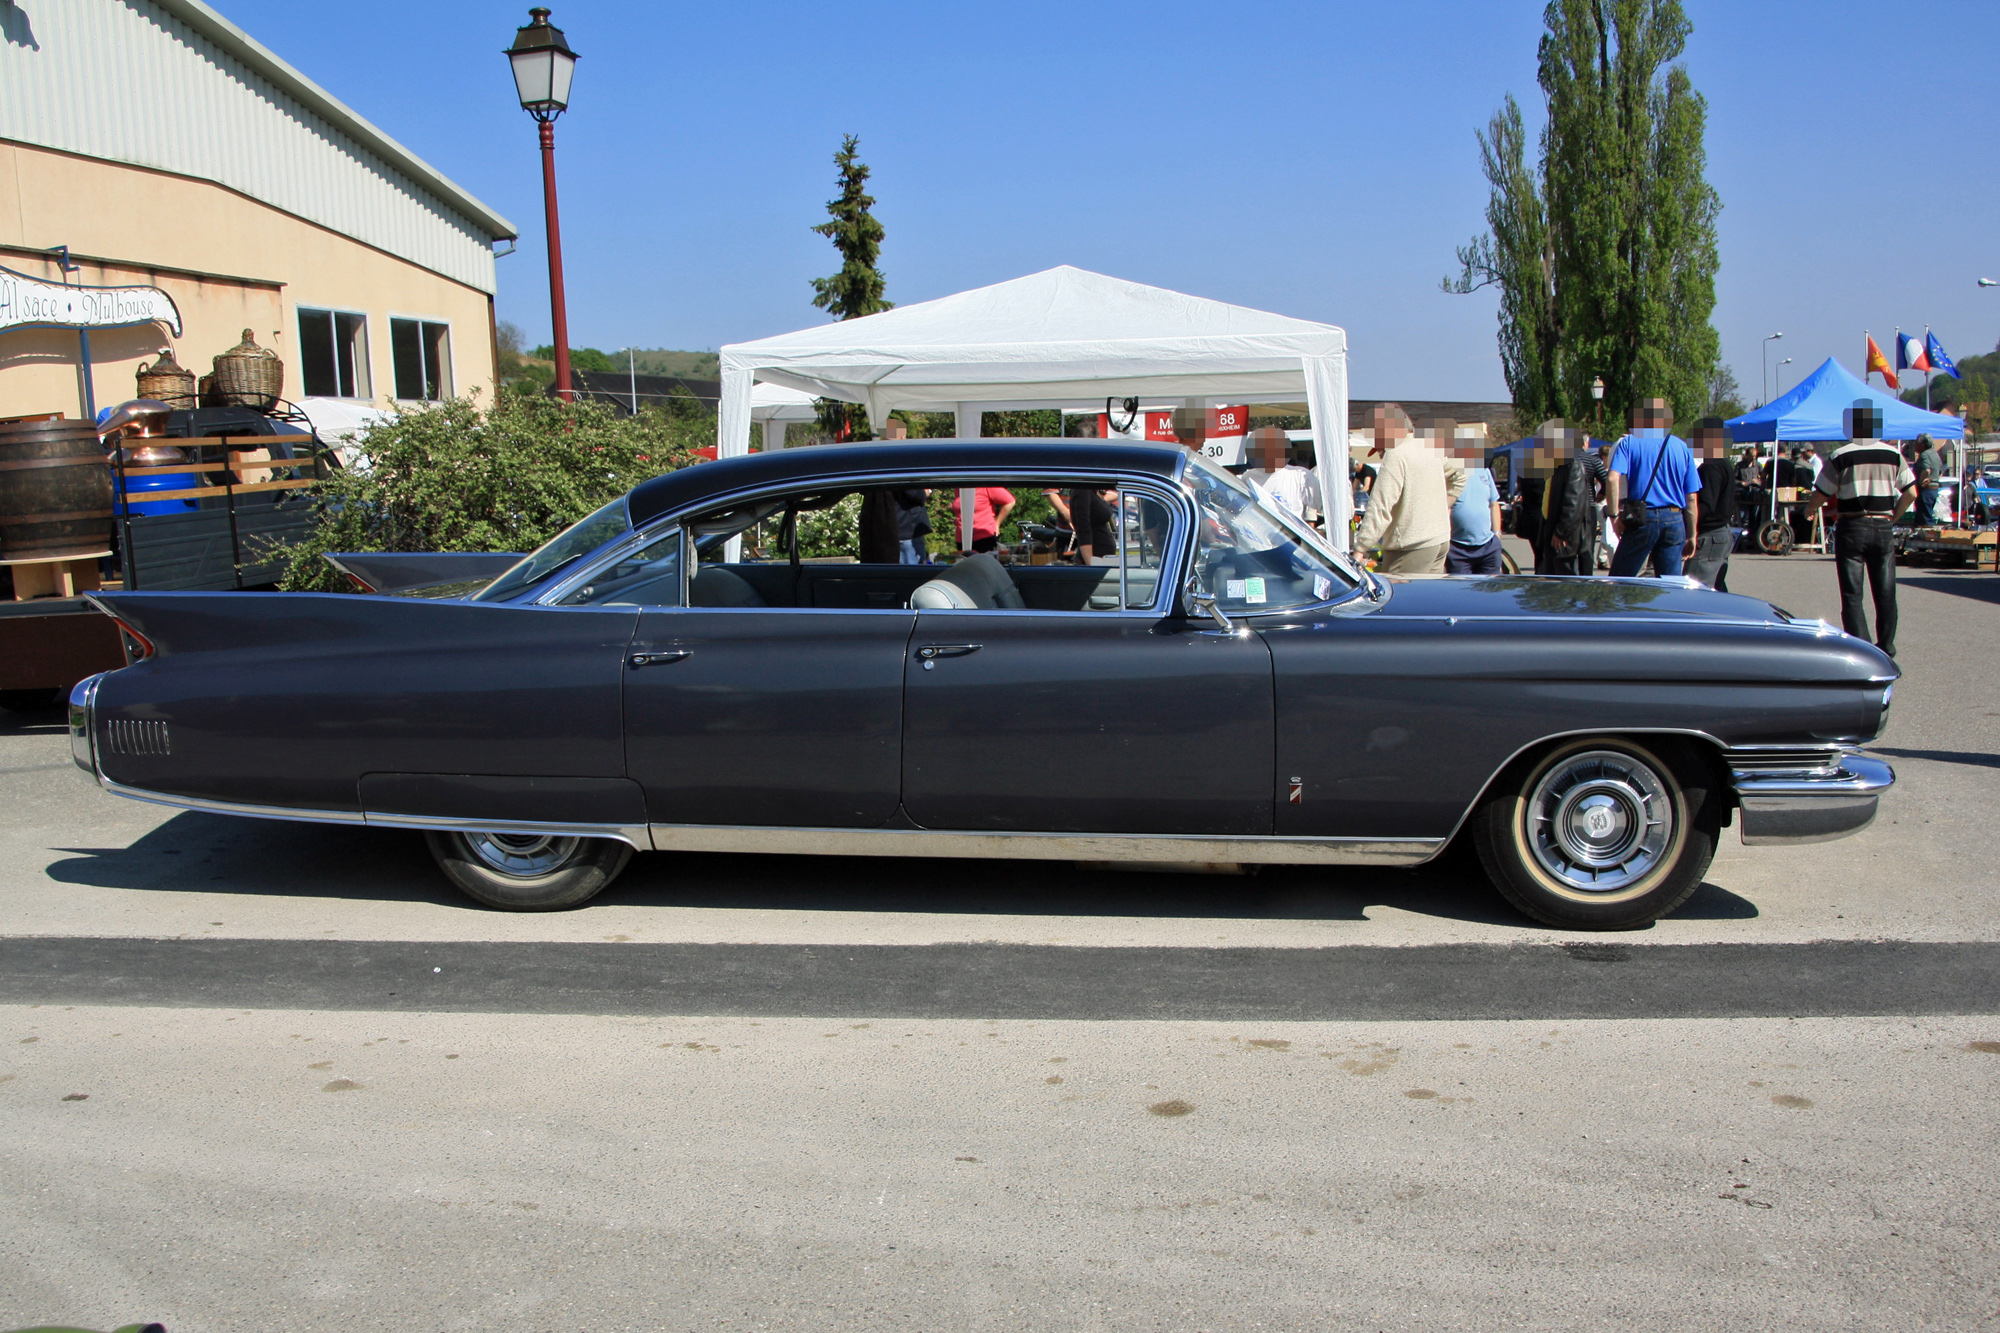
(391, 318, 452, 401)
(297, 308, 370, 399)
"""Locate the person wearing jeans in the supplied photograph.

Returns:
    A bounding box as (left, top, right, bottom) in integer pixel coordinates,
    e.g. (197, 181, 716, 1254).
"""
(1686, 418, 1739, 591)
(1814, 401, 1917, 657)
(1606, 398, 1701, 578)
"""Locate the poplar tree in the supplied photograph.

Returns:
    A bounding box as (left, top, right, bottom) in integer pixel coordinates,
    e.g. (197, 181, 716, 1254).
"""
(1447, 0, 1720, 428)
(808, 134, 891, 439)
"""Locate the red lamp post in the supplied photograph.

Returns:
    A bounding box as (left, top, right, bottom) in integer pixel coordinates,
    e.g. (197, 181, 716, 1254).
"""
(505, 8, 580, 402)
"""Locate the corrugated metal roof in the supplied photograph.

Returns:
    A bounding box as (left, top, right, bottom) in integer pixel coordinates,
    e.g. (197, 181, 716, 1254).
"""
(0, 0, 517, 295)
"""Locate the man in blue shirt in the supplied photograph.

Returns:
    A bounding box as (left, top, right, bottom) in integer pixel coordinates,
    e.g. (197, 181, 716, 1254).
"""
(1606, 397, 1701, 578)
(1445, 436, 1504, 574)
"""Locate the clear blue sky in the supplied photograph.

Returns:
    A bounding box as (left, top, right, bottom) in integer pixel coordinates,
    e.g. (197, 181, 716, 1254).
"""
(222, 0, 1999, 407)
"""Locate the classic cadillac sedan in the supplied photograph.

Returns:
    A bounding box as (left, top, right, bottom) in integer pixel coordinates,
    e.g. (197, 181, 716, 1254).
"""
(69, 442, 1895, 930)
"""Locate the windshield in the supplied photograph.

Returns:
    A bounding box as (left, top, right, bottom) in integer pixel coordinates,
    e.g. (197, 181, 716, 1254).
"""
(471, 497, 633, 602)
(1181, 454, 1361, 613)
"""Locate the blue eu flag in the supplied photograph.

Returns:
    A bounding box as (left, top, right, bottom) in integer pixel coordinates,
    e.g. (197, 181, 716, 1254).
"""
(1926, 331, 1961, 379)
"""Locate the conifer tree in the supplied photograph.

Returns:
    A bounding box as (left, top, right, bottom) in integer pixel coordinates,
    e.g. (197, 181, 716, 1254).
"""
(808, 134, 891, 439)
(810, 135, 891, 322)
(1448, 0, 1720, 428)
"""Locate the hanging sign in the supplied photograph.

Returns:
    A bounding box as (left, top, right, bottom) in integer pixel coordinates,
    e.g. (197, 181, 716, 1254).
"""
(0, 264, 182, 337)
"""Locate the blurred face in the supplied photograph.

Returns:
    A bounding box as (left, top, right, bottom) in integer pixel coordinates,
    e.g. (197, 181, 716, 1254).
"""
(1251, 435, 1285, 471)
(1371, 406, 1411, 450)
(1632, 397, 1673, 434)
(1693, 428, 1730, 459)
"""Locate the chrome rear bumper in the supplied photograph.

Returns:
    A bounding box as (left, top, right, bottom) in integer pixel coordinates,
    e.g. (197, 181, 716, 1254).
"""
(1731, 750, 1894, 846)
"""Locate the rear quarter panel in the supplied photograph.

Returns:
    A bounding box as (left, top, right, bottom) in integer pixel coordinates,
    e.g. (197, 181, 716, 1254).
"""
(90, 593, 636, 811)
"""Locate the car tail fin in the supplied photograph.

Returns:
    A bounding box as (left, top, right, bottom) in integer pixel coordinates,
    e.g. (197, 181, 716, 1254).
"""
(82, 594, 156, 661)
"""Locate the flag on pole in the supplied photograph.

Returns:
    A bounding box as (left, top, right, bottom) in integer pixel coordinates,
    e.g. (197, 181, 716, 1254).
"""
(1896, 331, 1930, 373)
(1864, 334, 1897, 388)
(1925, 331, 1960, 379)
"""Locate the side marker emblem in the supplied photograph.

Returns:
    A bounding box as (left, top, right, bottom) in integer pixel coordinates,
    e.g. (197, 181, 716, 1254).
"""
(1288, 777, 1303, 805)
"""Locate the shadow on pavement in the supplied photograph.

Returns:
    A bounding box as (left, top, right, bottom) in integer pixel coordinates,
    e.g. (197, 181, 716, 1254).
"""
(1873, 746, 2000, 771)
(38, 810, 1606, 931)
(0, 700, 69, 738)
(1898, 574, 2000, 607)
(44, 810, 1766, 933)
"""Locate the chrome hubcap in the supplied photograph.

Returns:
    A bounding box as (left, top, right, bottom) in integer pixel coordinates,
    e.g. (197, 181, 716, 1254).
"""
(1526, 751, 1673, 893)
(464, 832, 582, 879)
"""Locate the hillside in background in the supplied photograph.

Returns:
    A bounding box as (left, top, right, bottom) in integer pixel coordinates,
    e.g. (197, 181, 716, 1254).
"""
(1902, 339, 1999, 433)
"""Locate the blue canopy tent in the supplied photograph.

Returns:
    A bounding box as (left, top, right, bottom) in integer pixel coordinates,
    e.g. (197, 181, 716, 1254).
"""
(1726, 357, 1965, 548)
(1726, 356, 1962, 442)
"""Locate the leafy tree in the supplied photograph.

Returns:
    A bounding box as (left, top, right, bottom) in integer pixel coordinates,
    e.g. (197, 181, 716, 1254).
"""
(1706, 362, 1745, 420)
(533, 345, 617, 373)
(1902, 346, 2000, 434)
(269, 385, 700, 591)
(1448, 0, 1721, 428)
(809, 134, 892, 442)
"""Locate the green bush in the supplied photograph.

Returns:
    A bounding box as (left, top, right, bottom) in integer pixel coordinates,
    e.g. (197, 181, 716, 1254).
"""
(270, 385, 702, 591)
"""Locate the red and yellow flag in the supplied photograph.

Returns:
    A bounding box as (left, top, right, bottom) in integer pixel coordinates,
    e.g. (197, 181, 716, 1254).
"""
(1864, 334, 1898, 389)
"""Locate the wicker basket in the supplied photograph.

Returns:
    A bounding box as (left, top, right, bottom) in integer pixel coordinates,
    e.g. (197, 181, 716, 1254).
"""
(135, 347, 196, 409)
(211, 328, 282, 410)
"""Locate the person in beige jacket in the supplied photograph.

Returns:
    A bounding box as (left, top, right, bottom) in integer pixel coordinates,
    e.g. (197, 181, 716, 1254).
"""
(1354, 408, 1467, 573)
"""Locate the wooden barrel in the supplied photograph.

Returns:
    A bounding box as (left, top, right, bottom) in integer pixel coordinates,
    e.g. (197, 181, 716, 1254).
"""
(0, 419, 115, 561)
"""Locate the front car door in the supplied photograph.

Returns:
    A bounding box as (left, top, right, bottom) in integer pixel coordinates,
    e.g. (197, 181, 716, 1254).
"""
(899, 475, 1275, 835)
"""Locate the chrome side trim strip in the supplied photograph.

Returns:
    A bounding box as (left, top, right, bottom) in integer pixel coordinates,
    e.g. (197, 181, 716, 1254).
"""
(96, 779, 653, 851)
(101, 778, 367, 827)
(363, 811, 652, 850)
(646, 823, 1440, 866)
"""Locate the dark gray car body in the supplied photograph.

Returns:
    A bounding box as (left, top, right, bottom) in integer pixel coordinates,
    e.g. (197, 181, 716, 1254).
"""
(70, 442, 1895, 866)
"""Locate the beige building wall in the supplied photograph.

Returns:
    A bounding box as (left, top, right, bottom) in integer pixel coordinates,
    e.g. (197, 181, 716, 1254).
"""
(0, 140, 495, 420)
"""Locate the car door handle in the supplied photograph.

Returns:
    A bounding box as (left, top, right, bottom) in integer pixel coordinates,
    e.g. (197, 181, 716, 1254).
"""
(628, 649, 692, 668)
(916, 643, 981, 659)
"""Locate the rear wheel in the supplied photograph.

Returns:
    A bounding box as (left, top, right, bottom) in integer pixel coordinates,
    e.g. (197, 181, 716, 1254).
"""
(425, 830, 632, 911)
(1472, 737, 1719, 930)
(1756, 520, 1794, 555)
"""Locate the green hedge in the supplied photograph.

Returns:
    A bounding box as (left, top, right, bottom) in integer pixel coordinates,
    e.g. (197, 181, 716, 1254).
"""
(272, 385, 701, 591)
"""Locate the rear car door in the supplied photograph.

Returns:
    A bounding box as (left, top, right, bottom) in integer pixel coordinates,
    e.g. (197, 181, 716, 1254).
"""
(588, 525, 916, 827)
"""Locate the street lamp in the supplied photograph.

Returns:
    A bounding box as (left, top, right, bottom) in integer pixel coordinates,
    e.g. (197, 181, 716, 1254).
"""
(1590, 375, 1604, 431)
(506, 8, 580, 402)
(1760, 332, 1783, 406)
(1774, 356, 1793, 399)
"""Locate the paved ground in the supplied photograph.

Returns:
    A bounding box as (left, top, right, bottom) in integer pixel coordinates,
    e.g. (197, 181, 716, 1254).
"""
(2, 551, 1997, 1330)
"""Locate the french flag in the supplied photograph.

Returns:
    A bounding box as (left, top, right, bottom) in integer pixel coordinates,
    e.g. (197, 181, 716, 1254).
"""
(1896, 332, 1931, 373)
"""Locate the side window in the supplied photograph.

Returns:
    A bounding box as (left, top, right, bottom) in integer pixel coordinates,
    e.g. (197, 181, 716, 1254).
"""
(1185, 462, 1352, 614)
(390, 318, 452, 401)
(554, 528, 683, 607)
(297, 307, 370, 398)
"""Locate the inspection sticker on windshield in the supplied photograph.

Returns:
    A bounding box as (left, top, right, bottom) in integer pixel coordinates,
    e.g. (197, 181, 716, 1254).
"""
(1243, 577, 1267, 604)
(1314, 575, 1331, 600)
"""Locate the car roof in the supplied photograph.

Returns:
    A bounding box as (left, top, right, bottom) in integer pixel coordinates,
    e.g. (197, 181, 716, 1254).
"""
(627, 439, 1188, 527)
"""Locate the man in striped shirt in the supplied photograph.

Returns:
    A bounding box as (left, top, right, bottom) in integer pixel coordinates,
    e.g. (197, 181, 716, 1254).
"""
(1812, 400, 1917, 657)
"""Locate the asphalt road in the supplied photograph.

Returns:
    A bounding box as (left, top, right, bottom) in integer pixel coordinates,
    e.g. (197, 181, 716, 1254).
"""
(3, 551, 1998, 1331)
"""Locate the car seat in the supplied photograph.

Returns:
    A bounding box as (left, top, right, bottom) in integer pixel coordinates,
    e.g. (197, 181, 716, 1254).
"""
(909, 552, 1024, 610)
(689, 566, 767, 607)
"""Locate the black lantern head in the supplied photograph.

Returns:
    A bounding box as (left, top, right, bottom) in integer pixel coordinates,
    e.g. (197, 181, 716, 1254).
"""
(506, 7, 578, 120)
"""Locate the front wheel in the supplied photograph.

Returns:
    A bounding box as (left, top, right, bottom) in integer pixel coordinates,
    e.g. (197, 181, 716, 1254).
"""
(1471, 738, 1719, 930)
(425, 830, 633, 911)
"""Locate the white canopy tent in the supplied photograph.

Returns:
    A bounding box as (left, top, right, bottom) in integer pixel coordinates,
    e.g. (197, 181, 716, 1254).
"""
(749, 380, 820, 452)
(717, 266, 1354, 546)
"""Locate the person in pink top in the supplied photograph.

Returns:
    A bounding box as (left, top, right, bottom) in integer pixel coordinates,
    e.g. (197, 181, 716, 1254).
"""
(950, 486, 1016, 553)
